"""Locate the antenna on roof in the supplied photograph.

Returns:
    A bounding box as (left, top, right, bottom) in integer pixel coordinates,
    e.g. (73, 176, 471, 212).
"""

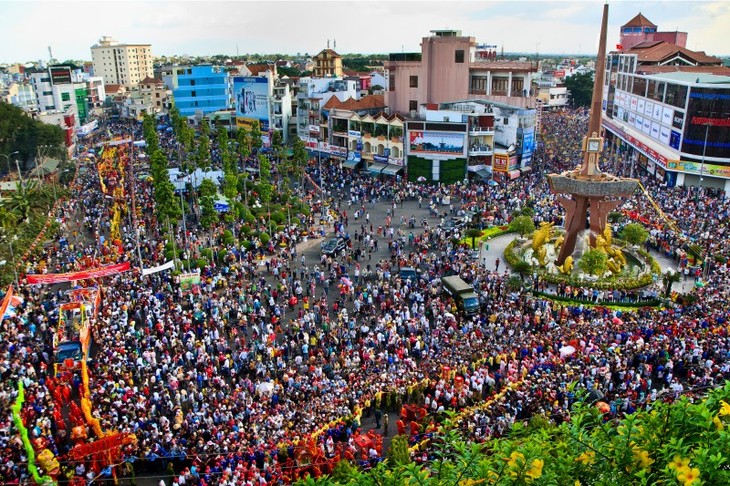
(327, 39, 330, 49)
(334, 39, 336, 50)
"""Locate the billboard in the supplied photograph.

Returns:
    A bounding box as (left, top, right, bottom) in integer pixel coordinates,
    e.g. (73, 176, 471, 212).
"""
(233, 76, 270, 131)
(49, 66, 72, 85)
(408, 131, 465, 156)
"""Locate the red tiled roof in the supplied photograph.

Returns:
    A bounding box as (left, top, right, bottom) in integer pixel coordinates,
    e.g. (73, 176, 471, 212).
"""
(323, 94, 385, 111)
(246, 63, 274, 76)
(139, 76, 163, 85)
(104, 84, 123, 95)
(316, 49, 341, 58)
(623, 13, 656, 28)
(624, 41, 722, 66)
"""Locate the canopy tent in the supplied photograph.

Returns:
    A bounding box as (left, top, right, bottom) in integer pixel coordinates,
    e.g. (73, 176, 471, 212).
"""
(367, 163, 387, 175)
(168, 168, 224, 192)
(342, 159, 361, 169)
(380, 164, 403, 176)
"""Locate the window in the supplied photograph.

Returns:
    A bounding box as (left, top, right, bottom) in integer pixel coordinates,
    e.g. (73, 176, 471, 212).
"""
(190, 79, 196, 86)
(409, 100, 418, 111)
(191, 91, 196, 97)
(42, 91, 52, 96)
(503, 118, 509, 125)
(388, 73, 396, 91)
(409, 75, 418, 88)
(455, 50, 465, 63)
(61, 92, 70, 101)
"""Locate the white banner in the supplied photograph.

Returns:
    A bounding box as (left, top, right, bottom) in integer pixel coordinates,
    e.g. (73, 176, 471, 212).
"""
(142, 260, 175, 276)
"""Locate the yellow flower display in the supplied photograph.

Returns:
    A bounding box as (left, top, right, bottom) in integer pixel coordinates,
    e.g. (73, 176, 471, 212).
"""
(668, 455, 691, 471)
(525, 459, 544, 480)
(713, 416, 724, 431)
(506, 451, 525, 477)
(676, 466, 701, 486)
(719, 400, 730, 417)
(632, 448, 655, 469)
(575, 450, 596, 465)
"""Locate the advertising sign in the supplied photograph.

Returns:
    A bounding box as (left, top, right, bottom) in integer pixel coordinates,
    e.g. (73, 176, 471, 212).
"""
(309, 124, 321, 134)
(682, 87, 730, 159)
(662, 106, 673, 126)
(659, 126, 671, 145)
(49, 66, 72, 85)
(652, 104, 662, 121)
(348, 130, 361, 138)
(330, 145, 347, 157)
(673, 161, 730, 178)
(233, 77, 270, 131)
(520, 128, 535, 156)
(650, 122, 660, 140)
(493, 153, 509, 171)
(408, 131, 465, 155)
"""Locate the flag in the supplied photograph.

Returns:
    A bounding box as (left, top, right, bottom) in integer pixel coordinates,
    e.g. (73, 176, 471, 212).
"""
(4, 295, 24, 318)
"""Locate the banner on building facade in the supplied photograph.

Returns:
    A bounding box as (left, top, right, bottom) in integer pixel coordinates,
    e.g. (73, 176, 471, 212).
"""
(26, 262, 131, 285)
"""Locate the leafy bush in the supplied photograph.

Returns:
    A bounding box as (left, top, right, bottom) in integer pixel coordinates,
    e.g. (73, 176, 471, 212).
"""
(218, 249, 228, 261)
(621, 222, 650, 246)
(578, 249, 608, 276)
(195, 257, 209, 269)
(259, 232, 271, 246)
(509, 215, 535, 238)
(200, 248, 214, 260)
(222, 229, 235, 246)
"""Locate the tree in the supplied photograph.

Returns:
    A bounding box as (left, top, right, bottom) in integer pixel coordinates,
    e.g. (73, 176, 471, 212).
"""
(198, 178, 218, 229)
(578, 248, 608, 276)
(142, 114, 159, 153)
(0, 101, 65, 168)
(149, 149, 181, 224)
(621, 222, 649, 247)
(662, 270, 682, 298)
(465, 228, 482, 250)
(564, 71, 594, 108)
(509, 215, 535, 238)
(195, 124, 212, 171)
(250, 121, 263, 151)
(290, 135, 308, 190)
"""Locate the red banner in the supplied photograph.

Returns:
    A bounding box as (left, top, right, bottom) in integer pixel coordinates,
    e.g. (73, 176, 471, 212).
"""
(27, 262, 131, 285)
(67, 432, 137, 460)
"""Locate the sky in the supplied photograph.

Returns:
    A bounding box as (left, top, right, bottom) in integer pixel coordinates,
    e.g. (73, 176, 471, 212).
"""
(0, 0, 728, 64)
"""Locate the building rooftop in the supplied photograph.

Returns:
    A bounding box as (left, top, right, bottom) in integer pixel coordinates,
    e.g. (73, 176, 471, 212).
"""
(623, 41, 722, 66)
(139, 76, 163, 85)
(246, 63, 274, 76)
(646, 71, 730, 85)
(470, 60, 537, 71)
(316, 49, 341, 59)
(323, 94, 385, 111)
(622, 13, 657, 28)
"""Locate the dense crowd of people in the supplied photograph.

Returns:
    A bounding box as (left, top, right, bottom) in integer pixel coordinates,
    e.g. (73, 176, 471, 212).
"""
(0, 108, 729, 485)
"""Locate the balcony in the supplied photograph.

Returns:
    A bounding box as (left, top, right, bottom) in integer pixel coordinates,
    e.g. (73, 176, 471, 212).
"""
(468, 145, 493, 156)
(468, 126, 494, 136)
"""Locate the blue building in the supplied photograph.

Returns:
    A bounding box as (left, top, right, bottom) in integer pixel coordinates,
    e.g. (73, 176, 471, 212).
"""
(162, 65, 230, 117)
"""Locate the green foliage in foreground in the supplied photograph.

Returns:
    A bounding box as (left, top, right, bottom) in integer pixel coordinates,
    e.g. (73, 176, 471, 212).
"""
(298, 382, 730, 485)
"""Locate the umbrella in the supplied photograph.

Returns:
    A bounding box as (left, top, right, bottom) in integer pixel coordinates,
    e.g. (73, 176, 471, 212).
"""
(612, 317, 623, 325)
(559, 345, 576, 358)
(257, 382, 274, 396)
(443, 312, 456, 321)
(417, 176, 427, 182)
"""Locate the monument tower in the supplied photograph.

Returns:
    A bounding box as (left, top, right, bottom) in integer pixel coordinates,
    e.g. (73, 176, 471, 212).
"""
(548, 3, 639, 266)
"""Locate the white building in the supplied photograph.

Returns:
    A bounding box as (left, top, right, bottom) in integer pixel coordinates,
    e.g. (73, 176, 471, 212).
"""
(30, 66, 90, 127)
(91, 36, 153, 87)
(271, 82, 293, 143)
(296, 77, 359, 140)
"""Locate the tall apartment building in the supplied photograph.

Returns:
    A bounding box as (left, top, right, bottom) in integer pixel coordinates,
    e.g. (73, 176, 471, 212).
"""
(91, 36, 153, 87)
(163, 65, 231, 118)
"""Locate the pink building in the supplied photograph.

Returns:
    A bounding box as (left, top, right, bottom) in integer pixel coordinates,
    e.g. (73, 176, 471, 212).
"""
(619, 13, 687, 51)
(384, 30, 538, 115)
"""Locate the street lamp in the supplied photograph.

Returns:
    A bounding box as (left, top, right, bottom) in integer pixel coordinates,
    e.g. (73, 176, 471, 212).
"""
(0, 151, 19, 176)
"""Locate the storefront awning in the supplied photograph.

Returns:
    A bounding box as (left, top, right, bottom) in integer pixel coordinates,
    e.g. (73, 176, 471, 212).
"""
(508, 170, 521, 180)
(368, 163, 387, 175)
(342, 159, 360, 169)
(380, 164, 403, 176)
(473, 168, 492, 180)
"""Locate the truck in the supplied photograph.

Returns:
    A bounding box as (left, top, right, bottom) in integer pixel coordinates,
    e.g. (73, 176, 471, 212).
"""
(53, 288, 100, 375)
(441, 275, 480, 315)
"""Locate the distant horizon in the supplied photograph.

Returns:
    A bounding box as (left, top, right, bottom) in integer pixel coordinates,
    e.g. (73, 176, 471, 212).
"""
(1, 1, 728, 64)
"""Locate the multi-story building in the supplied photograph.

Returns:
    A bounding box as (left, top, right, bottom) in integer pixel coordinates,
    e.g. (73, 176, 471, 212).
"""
(312, 49, 343, 78)
(618, 13, 687, 51)
(295, 77, 359, 141)
(384, 31, 538, 116)
(320, 95, 405, 172)
(405, 100, 535, 183)
(271, 82, 293, 143)
(90, 36, 153, 87)
(121, 77, 171, 119)
(3, 82, 36, 111)
(30, 65, 90, 126)
(602, 16, 730, 193)
(162, 65, 231, 118)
